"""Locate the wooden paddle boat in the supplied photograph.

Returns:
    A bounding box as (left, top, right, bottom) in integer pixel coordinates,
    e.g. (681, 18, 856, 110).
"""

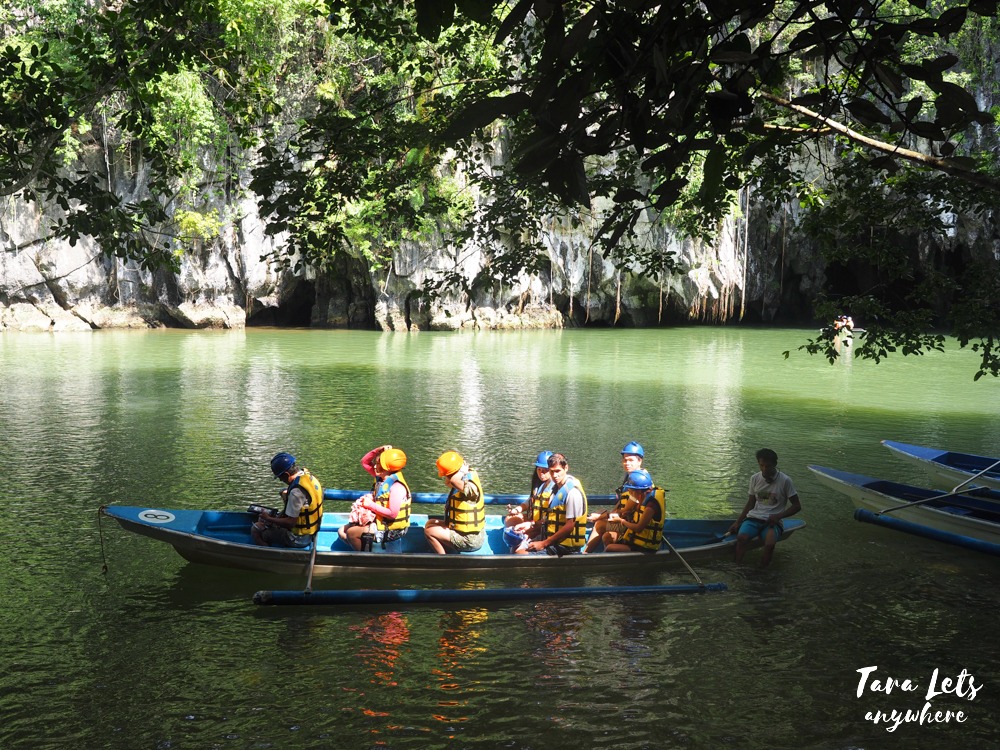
(99, 504, 806, 577)
(808, 464, 1000, 555)
(881, 440, 1000, 492)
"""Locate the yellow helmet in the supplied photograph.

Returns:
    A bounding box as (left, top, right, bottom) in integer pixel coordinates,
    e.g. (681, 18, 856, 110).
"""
(379, 448, 407, 472)
(436, 450, 464, 477)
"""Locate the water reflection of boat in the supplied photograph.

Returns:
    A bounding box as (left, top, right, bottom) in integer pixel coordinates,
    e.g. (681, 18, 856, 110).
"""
(882, 440, 1000, 492)
(351, 611, 410, 686)
(100, 505, 804, 576)
(808, 465, 1000, 556)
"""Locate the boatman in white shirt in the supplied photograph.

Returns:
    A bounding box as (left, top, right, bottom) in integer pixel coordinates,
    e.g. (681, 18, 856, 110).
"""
(729, 448, 801, 567)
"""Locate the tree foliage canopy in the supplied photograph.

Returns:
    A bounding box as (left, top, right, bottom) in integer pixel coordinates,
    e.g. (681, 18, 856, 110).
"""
(2, 1, 1000, 377)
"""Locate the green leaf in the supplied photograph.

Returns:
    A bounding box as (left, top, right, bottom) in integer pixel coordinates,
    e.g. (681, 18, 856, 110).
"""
(969, 0, 999, 14)
(414, 0, 456, 41)
(907, 120, 947, 140)
(791, 93, 828, 108)
(845, 98, 892, 125)
(936, 7, 968, 35)
(512, 130, 561, 175)
(925, 53, 960, 75)
(699, 146, 726, 204)
(710, 33, 755, 64)
(494, 0, 533, 45)
(560, 7, 598, 61)
(943, 155, 978, 170)
(934, 81, 981, 115)
(874, 63, 905, 98)
(441, 93, 531, 140)
(455, 0, 498, 24)
(898, 62, 937, 83)
(903, 97, 924, 120)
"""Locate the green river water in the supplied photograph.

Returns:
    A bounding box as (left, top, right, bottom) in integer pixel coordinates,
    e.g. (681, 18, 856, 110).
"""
(1, 327, 998, 749)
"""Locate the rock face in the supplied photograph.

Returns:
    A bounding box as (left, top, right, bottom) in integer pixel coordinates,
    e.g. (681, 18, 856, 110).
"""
(2, 176, 777, 332)
(1, 188, 286, 331)
(1, 126, 841, 334)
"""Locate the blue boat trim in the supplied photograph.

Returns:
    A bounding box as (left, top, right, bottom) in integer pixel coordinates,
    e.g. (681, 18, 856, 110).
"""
(323, 488, 619, 506)
(253, 582, 728, 605)
(854, 508, 1000, 557)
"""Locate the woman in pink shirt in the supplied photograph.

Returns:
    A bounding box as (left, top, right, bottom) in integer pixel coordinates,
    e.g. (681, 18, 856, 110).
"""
(339, 444, 412, 551)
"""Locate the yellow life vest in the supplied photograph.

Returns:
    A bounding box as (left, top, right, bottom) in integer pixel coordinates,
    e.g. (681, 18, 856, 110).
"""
(612, 483, 638, 517)
(528, 480, 553, 523)
(542, 476, 588, 548)
(445, 469, 485, 534)
(373, 472, 412, 532)
(623, 487, 667, 551)
(289, 469, 324, 536)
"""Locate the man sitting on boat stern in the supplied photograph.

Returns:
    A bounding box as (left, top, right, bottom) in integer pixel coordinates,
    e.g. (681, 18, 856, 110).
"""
(339, 445, 411, 551)
(523, 453, 589, 556)
(251, 452, 324, 547)
(728, 448, 801, 567)
(424, 451, 486, 554)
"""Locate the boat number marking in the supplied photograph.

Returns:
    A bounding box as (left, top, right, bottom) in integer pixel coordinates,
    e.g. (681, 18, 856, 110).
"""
(139, 510, 176, 524)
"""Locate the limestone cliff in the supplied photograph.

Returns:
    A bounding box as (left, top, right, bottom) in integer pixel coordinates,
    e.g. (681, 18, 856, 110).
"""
(2, 171, 790, 333)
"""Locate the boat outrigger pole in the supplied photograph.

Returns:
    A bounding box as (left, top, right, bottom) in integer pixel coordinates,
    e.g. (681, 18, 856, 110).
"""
(854, 509, 1000, 557)
(877, 457, 1000, 516)
(252, 582, 728, 606)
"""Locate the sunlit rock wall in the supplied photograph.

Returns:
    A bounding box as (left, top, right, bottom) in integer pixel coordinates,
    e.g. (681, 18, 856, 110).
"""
(1, 151, 786, 332)
(0, 179, 291, 331)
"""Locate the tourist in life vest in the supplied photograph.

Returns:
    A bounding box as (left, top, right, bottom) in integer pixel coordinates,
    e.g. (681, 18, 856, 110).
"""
(602, 470, 667, 553)
(338, 444, 411, 551)
(728, 448, 802, 567)
(424, 451, 486, 554)
(833, 314, 854, 331)
(584, 441, 645, 553)
(251, 452, 324, 547)
(524, 453, 588, 555)
(503, 450, 554, 552)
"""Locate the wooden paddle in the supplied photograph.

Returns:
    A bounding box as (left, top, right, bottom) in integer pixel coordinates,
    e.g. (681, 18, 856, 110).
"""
(878, 458, 1000, 516)
(304, 534, 319, 593)
(661, 534, 705, 587)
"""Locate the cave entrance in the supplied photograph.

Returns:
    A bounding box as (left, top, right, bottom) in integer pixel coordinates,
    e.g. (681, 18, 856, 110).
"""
(247, 279, 316, 327)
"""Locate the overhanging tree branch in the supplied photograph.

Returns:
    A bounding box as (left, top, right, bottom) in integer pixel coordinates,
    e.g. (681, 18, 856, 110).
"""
(759, 91, 1000, 193)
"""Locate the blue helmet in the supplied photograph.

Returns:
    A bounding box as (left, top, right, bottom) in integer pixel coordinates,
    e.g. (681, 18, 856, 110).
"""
(623, 469, 653, 491)
(621, 441, 645, 458)
(270, 452, 296, 477)
(534, 450, 554, 469)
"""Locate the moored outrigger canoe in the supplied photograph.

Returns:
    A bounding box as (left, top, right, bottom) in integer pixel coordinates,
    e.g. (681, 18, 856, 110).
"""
(808, 464, 1000, 549)
(99, 505, 806, 576)
(881, 440, 1000, 493)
